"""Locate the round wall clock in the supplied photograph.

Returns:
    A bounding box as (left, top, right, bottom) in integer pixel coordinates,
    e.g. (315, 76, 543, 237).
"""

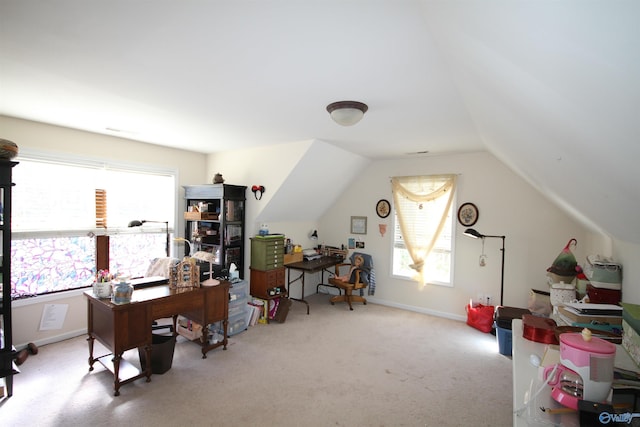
(457, 202, 479, 226)
(376, 199, 391, 218)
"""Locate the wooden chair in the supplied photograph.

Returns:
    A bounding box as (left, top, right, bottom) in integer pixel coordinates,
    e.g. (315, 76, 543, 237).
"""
(328, 252, 372, 310)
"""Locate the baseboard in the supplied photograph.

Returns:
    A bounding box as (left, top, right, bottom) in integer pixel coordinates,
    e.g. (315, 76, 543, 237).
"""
(366, 297, 466, 322)
(14, 328, 87, 351)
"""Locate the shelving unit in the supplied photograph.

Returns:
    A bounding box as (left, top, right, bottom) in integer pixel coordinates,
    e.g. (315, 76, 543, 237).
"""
(183, 184, 246, 279)
(0, 161, 18, 398)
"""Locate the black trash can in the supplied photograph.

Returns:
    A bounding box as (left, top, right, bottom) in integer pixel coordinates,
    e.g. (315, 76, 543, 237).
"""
(139, 334, 176, 374)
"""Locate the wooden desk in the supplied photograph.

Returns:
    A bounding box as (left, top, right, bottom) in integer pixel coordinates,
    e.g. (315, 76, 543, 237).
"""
(285, 256, 343, 314)
(85, 282, 230, 396)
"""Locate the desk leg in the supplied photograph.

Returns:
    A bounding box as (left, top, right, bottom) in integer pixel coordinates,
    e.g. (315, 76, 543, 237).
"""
(112, 353, 123, 396)
(142, 344, 152, 381)
(287, 269, 309, 315)
(87, 334, 95, 371)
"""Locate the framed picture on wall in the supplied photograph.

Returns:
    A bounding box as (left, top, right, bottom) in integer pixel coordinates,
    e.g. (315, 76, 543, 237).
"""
(351, 216, 367, 234)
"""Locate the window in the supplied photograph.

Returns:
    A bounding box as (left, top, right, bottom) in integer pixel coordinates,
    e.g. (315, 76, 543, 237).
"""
(392, 206, 454, 285)
(391, 175, 457, 286)
(10, 150, 176, 299)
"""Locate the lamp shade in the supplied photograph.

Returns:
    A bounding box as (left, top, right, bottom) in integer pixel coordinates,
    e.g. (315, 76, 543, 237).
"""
(326, 101, 368, 126)
(464, 228, 483, 239)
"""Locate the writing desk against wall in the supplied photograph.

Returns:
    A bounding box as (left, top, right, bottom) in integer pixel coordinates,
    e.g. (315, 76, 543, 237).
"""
(285, 256, 344, 314)
(84, 282, 229, 396)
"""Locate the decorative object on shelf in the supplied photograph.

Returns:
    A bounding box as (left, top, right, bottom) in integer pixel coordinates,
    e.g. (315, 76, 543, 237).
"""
(464, 228, 506, 306)
(111, 277, 134, 304)
(128, 219, 170, 257)
(0, 138, 19, 159)
(376, 199, 391, 218)
(350, 216, 367, 235)
(326, 100, 368, 126)
(213, 173, 225, 184)
(457, 202, 479, 226)
(251, 185, 265, 200)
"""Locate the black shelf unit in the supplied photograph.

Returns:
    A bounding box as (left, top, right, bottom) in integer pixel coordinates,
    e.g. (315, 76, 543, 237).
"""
(0, 161, 18, 398)
(183, 184, 246, 280)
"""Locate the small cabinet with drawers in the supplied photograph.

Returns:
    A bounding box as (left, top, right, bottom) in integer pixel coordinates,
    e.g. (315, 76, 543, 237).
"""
(250, 236, 286, 300)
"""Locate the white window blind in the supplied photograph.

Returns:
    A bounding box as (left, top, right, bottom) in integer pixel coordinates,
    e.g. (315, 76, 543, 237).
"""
(13, 154, 175, 233)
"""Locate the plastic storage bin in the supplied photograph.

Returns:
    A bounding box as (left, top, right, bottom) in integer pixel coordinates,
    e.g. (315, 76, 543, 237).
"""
(496, 326, 513, 356)
(138, 333, 176, 374)
(228, 311, 249, 336)
(495, 306, 531, 356)
(227, 280, 250, 336)
(229, 280, 249, 301)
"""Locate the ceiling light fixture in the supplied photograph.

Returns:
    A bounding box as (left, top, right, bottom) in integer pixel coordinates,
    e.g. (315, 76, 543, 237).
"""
(326, 101, 368, 126)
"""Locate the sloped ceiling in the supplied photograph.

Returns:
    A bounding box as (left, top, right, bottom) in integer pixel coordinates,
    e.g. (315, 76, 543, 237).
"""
(421, 1, 640, 243)
(1, 1, 638, 242)
(255, 140, 370, 222)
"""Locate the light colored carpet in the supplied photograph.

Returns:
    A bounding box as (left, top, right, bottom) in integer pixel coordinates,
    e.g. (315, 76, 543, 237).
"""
(0, 294, 513, 426)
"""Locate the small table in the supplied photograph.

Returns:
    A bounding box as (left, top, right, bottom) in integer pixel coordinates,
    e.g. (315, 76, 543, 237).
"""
(285, 256, 343, 314)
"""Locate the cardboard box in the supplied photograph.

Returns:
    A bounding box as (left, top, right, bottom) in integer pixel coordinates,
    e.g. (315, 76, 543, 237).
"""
(176, 317, 203, 341)
(284, 253, 303, 265)
(183, 212, 219, 221)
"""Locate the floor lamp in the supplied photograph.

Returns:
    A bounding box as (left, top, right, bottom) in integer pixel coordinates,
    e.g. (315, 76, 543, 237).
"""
(464, 228, 506, 306)
(128, 219, 170, 257)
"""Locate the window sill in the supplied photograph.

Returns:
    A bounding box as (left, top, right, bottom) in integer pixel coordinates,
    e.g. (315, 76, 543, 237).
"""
(12, 287, 88, 308)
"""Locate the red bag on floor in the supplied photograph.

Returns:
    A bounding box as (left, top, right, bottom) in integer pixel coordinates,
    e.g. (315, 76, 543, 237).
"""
(466, 303, 495, 333)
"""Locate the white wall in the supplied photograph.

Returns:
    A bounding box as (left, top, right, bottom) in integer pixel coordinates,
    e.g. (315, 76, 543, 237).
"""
(1, 116, 208, 347)
(614, 239, 640, 304)
(207, 142, 605, 320)
(320, 151, 593, 319)
(5, 116, 638, 346)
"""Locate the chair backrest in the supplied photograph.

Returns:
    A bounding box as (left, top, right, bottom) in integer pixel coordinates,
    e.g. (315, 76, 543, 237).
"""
(349, 252, 373, 285)
(350, 252, 373, 270)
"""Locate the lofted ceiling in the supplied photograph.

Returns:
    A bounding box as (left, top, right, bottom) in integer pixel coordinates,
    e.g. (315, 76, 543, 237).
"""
(1, 1, 639, 243)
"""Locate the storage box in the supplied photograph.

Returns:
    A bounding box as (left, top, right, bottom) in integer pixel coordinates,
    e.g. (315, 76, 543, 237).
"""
(284, 253, 303, 265)
(494, 306, 531, 330)
(622, 302, 640, 333)
(228, 312, 249, 336)
(587, 284, 621, 304)
(496, 326, 513, 356)
(183, 211, 219, 221)
(494, 306, 530, 356)
(622, 319, 640, 368)
(176, 317, 203, 341)
(522, 314, 559, 344)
